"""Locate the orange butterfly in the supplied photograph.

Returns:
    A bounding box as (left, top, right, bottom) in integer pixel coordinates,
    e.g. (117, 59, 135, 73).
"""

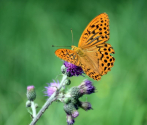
(55, 13, 115, 81)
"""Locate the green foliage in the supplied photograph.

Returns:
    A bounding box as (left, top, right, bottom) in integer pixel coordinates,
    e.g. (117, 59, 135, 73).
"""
(0, 0, 147, 125)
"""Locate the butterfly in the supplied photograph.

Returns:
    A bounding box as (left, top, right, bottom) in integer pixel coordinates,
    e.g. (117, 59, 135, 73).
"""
(55, 13, 115, 81)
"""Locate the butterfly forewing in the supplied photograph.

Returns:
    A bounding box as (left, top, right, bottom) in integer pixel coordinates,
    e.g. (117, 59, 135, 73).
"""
(78, 13, 109, 49)
(55, 49, 80, 66)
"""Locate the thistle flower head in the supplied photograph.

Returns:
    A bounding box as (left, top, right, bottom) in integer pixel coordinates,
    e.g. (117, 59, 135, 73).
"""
(64, 103, 77, 114)
(67, 80, 95, 99)
(78, 80, 95, 94)
(68, 87, 81, 99)
(71, 110, 79, 118)
(79, 101, 93, 111)
(63, 61, 84, 77)
(44, 80, 60, 97)
(27, 85, 36, 101)
(64, 103, 79, 118)
(66, 114, 75, 125)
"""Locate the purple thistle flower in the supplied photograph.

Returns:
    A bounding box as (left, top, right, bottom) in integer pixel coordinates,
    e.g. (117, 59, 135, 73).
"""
(27, 86, 35, 91)
(72, 110, 79, 118)
(79, 102, 93, 111)
(27, 85, 36, 101)
(78, 80, 95, 94)
(44, 80, 60, 97)
(64, 61, 84, 77)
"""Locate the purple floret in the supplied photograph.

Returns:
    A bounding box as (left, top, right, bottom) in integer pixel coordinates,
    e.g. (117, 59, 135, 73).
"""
(44, 80, 60, 97)
(64, 61, 84, 77)
(79, 80, 95, 94)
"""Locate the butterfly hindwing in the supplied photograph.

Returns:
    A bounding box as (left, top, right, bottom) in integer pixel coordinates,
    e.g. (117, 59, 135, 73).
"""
(84, 43, 115, 76)
(78, 54, 102, 81)
(80, 62, 102, 81)
(78, 13, 110, 49)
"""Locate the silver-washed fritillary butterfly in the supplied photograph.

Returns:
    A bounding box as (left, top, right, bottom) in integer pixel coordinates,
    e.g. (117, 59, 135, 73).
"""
(55, 13, 115, 81)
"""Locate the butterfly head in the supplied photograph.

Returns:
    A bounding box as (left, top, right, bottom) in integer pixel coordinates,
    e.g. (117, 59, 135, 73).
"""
(71, 45, 85, 57)
(71, 45, 77, 50)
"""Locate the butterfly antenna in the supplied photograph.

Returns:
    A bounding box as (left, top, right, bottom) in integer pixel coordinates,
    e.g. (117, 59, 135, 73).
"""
(52, 45, 70, 47)
(71, 29, 74, 45)
(52, 29, 73, 47)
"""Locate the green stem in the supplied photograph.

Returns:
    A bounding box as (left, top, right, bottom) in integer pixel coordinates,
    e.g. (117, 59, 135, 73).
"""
(31, 101, 36, 118)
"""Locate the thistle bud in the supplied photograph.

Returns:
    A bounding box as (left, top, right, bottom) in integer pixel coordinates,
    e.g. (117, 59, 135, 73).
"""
(64, 79, 71, 85)
(78, 80, 95, 95)
(71, 110, 79, 118)
(26, 100, 31, 107)
(27, 86, 36, 101)
(79, 101, 93, 111)
(61, 65, 66, 74)
(64, 103, 79, 118)
(66, 114, 75, 125)
(68, 87, 82, 99)
(64, 103, 75, 114)
(66, 71, 72, 77)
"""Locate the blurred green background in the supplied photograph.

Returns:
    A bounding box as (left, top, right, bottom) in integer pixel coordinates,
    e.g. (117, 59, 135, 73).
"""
(0, 0, 147, 125)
